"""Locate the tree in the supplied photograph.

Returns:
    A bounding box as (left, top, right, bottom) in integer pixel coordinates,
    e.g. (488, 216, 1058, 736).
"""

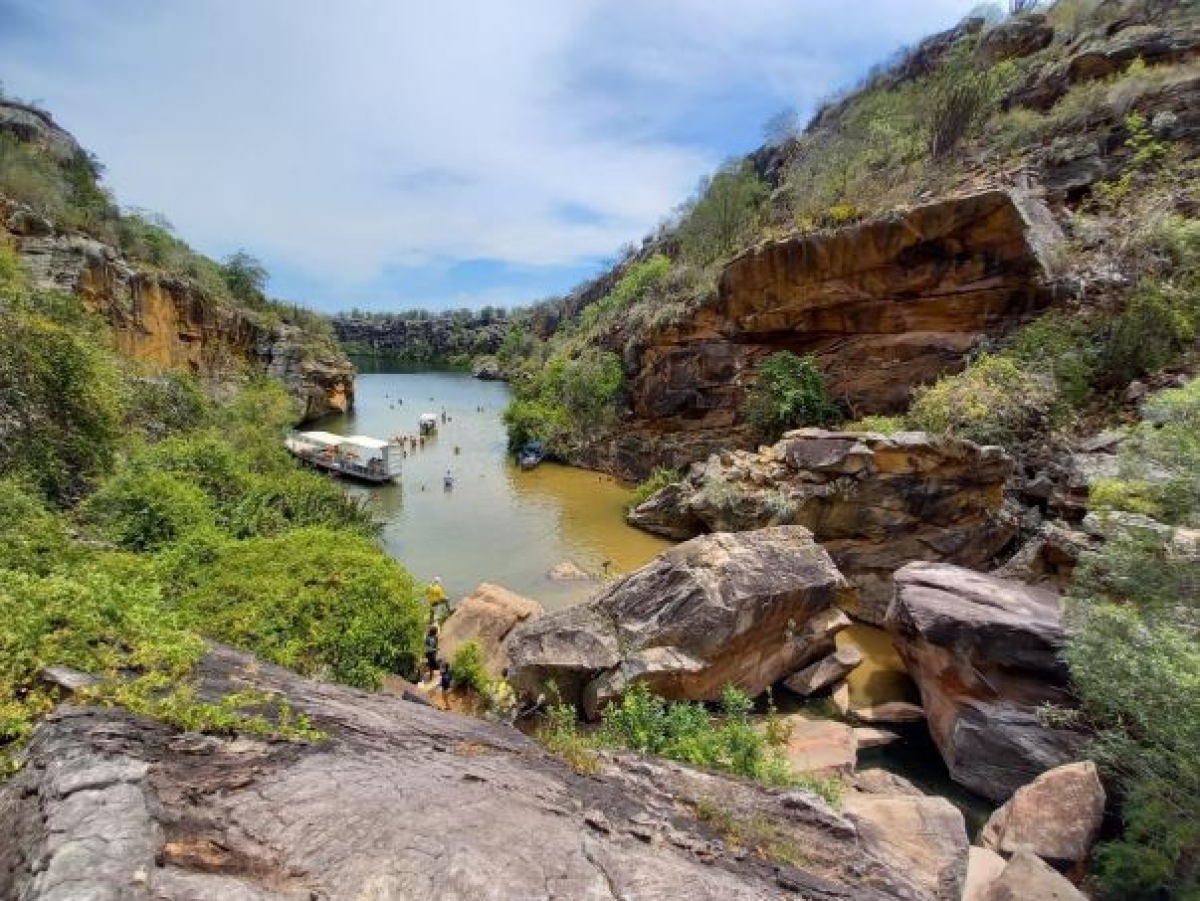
(678, 161, 768, 264)
(763, 107, 801, 148)
(221, 250, 268, 306)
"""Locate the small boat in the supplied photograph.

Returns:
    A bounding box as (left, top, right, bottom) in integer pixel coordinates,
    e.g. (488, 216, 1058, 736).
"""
(518, 440, 545, 470)
(285, 431, 402, 484)
(418, 413, 439, 436)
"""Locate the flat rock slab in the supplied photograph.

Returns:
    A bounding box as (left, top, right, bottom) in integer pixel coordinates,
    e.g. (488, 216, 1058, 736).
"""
(783, 645, 863, 696)
(853, 701, 926, 724)
(778, 715, 858, 774)
(981, 850, 1087, 900)
(0, 644, 962, 901)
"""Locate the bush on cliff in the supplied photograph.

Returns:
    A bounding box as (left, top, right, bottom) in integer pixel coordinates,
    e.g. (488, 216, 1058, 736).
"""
(745, 351, 839, 440)
(678, 161, 768, 264)
(504, 349, 624, 455)
(907, 354, 1054, 449)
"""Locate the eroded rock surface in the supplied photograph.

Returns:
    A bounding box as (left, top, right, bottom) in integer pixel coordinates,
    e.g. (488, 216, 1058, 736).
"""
(628, 429, 1016, 622)
(507, 526, 856, 717)
(887, 563, 1083, 801)
(0, 645, 964, 900)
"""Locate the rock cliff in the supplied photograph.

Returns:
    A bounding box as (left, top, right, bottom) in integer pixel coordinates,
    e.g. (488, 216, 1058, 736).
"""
(0, 644, 969, 900)
(628, 429, 1017, 623)
(2, 204, 353, 420)
(583, 189, 1062, 480)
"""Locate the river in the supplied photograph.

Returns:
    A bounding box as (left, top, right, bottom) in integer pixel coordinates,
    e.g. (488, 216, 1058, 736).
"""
(320, 364, 672, 609)
(321, 363, 991, 829)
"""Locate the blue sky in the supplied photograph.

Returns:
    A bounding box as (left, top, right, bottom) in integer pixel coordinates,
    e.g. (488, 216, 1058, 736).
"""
(0, 0, 985, 313)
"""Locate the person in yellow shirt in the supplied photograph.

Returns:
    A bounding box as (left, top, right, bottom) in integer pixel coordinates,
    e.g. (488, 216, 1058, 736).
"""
(425, 577, 449, 621)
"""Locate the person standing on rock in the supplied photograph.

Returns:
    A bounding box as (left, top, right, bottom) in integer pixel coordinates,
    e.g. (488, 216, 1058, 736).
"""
(425, 576, 448, 621)
(424, 624, 440, 680)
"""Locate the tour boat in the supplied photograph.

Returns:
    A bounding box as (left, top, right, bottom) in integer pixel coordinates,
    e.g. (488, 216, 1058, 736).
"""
(285, 431, 403, 484)
(418, 413, 439, 436)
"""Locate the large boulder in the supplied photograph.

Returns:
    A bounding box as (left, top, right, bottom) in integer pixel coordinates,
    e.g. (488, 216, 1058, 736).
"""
(629, 429, 1016, 623)
(783, 645, 863, 697)
(775, 715, 858, 774)
(507, 526, 856, 718)
(438, 582, 543, 678)
(844, 793, 970, 900)
(963, 846, 1007, 901)
(981, 850, 1087, 901)
(0, 644, 977, 900)
(980, 761, 1106, 868)
(886, 563, 1083, 801)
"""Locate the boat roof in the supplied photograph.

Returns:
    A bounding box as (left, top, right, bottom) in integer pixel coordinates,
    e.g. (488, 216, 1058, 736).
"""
(294, 430, 346, 446)
(343, 434, 389, 450)
(418, 413, 438, 423)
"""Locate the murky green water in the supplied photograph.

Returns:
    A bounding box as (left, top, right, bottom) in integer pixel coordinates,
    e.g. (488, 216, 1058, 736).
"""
(319, 366, 671, 609)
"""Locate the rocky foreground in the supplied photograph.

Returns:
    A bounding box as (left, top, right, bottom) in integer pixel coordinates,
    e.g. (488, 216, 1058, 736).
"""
(4, 645, 983, 901)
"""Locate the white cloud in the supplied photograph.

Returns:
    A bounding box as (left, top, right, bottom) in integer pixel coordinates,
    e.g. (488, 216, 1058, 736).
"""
(1, 0, 984, 304)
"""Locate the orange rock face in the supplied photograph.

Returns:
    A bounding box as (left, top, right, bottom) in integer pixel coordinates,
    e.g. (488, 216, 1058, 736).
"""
(588, 190, 1061, 481)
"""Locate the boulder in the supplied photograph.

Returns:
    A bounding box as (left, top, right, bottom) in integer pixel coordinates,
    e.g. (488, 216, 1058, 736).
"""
(831, 680, 852, 716)
(980, 761, 1106, 868)
(471, 356, 505, 380)
(2, 644, 960, 901)
(438, 582, 542, 679)
(628, 429, 1016, 623)
(853, 702, 926, 725)
(844, 793, 969, 900)
(963, 846, 1007, 901)
(854, 727, 900, 750)
(546, 560, 593, 582)
(981, 850, 1087, 901)
(507, 526, 856, 717)
(887, 563, 1083, 801)
(783, 645, 863, 697)
(776, 715, 858, 774)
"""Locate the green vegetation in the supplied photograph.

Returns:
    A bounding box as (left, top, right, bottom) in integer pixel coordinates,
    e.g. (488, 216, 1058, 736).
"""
(745, 352, 840, 440)
(503, 349, 624, 456)
(450, 641, 489, 694)
(626, 467, 682, 512)
(678, 162, 768, 264)
(693, 798, 806, 869)
(0, 253, 425, 773)
(907, 354, 1055, 449)
(538, 682, 842, 804)
(1067, 380, 1200, 898)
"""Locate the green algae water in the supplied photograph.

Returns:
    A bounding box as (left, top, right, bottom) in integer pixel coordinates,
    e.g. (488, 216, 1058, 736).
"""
(319, 365, 670, 609)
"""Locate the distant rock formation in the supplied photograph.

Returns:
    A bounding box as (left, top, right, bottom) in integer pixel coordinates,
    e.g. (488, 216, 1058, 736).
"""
(332, 313, 511, 364)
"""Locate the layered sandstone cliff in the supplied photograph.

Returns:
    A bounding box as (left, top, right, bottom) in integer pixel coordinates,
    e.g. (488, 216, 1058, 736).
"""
(583, 190, 1062, 480)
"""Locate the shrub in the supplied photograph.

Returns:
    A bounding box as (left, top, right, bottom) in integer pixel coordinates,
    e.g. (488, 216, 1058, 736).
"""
(161, 527, 425, 689)
(626, 467, 682, 512)
(83, 470, 215, 551)
(590, 682, 812, 791)
(1098, 283, 1197, 386)
(502, 350, 625, 455)
(1007, 311, 1101, 408)
(842, 415, 906, 435)
(0, 259, 124, 503)
(745, 352, 839, 440)
(124, 373, 211, 440)
(451, 641, 489, 694)
(0, 477, 78, 575)
(907, 354, 1054, 448)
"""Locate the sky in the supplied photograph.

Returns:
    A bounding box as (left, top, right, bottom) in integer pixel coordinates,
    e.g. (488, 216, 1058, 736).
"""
(0, 1, 985, 313)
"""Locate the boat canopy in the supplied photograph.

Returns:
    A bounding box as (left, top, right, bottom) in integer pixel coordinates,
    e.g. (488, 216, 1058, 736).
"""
(343, 435, 390, 450)
(292, 430, 345, 447)
(418, 413, 438, 425)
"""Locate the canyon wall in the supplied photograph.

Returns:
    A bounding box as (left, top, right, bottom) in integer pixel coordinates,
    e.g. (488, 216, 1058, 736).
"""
(2, 206, 353, 420)
(584, 189, 1062, 481)
(332, 313, 511, 362)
